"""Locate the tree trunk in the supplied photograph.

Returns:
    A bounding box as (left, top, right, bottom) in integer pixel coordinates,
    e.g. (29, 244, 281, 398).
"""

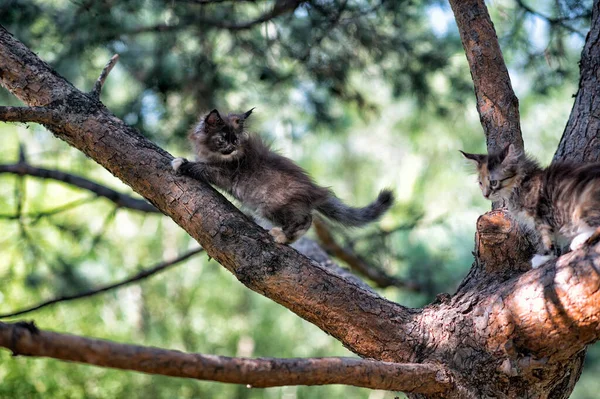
(1, 0, 600, 396)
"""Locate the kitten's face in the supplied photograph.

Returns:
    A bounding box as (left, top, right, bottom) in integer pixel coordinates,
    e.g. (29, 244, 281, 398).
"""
(461, 144, 521, 201)
(190, 108, 254, 162)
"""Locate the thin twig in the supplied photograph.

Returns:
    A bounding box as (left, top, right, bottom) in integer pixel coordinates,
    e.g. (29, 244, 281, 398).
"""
(0, 197, 97, 221)
(0, 248, 204, 318)
(0, 162, 159, 213)
(515, 0, 588, 38)
(128, 1, 305, 34)
(91, 54, 119, 100)
(313, 219, 421, 291)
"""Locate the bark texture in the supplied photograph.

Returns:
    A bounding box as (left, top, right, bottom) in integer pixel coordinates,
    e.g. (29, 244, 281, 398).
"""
(0, 321, 450, 393)
(449, 0, 523, 153)
(0, 25, 422, 365)
(554, 0, 600, 163)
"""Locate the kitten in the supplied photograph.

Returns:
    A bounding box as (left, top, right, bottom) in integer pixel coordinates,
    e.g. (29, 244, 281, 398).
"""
(171, 108, 394, 244)
(461, 144, 600, 268)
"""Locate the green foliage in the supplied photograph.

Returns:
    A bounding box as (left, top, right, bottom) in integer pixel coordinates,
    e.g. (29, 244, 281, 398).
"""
(0, 0, 595, 397)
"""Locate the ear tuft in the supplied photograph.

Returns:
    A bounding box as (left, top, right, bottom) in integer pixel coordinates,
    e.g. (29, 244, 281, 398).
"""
(243, 107, 255, 119)
(460, 150, 485, 166)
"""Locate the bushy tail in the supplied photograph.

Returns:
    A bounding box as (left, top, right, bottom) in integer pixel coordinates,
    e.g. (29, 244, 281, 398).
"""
(316, 190, 394, 227)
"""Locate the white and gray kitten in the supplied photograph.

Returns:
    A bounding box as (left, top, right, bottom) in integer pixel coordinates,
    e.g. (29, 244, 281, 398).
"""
(172, 108, 394, 244)
(462, 144, 600, 268)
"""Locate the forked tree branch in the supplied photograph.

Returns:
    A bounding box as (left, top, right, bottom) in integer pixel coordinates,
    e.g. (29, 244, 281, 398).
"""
(0, 321, 453, 394)
(448, 0, 523, 153)
(0, 162, 160, 213)
(0, 25, 420, 364)
(0, 248, 204, 319)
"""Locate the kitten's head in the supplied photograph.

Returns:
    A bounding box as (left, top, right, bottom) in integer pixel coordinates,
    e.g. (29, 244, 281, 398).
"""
(460, 144, 523, 201)
(189, 108, 254, 162)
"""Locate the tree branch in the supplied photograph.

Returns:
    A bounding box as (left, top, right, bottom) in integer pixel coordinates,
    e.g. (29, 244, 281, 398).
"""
(313, 219, 421, 291)
(448, 0, 523, 153)
(553, 0, 600, 163)
(515, 0, 588, 38)
(0, 106, 59, 125)
(91, 54, 119, 100)
(0, 24, 420, 363)
(0, 321, 453, 393)
(0, 162, 160, 213)
(0, 248, 204, 319)
(128, 1, 305, 34)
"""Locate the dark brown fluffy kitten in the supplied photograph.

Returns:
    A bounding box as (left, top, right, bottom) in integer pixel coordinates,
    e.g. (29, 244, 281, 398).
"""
(461, 144, 600, 268)
(172, 108, 394, 244)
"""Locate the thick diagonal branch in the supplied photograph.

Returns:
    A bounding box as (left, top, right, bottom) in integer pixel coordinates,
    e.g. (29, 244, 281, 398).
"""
(0, 25, 419, 363)
(0, 321, 453, 394)
(0, 162, 160, 213)
(0, 106, 59, 125)
(448, 0, 523, 152)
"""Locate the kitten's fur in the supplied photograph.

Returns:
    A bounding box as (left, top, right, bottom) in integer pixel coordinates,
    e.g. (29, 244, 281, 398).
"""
(461, 144, 600, 268)
(172, 108, 394, 244)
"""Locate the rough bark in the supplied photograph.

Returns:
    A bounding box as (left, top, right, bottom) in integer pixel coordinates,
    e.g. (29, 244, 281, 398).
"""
(553, 0, 600, 163)
(449, 0, 523, 153)
(0, 25, 422, 365)
(0, 321, 451, 394)
(1, 0, 600, 394)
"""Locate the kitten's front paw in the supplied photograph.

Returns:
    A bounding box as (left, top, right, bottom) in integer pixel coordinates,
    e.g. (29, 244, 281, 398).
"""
(570, 231, 595, 251)
(269, 227, 289, 244)
(171, 157, 188, 173)
(531, 254, 555, 269)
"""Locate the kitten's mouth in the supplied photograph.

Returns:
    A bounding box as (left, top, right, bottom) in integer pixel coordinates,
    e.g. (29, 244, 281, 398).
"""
(221, 149, 235, 155)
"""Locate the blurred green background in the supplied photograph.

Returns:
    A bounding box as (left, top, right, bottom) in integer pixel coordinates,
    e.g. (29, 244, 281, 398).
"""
(0, 0, 596, 398)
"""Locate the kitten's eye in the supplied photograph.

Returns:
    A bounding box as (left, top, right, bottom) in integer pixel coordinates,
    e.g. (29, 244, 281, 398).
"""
(478, 181, 482, 187)
(216, 137, 225, 145)
(489, 180, 499, 188)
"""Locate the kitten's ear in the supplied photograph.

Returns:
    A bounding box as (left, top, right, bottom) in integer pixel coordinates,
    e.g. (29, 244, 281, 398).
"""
(505, 143, 522, 162)
(242, 107, 255, 120)
(497, 144, 512, 162)
(205, 109, 223, 126)
(460, 150, 485, 167)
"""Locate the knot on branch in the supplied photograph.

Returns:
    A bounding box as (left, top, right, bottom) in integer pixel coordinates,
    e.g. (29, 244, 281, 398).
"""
(11, 321, 39, 356)
(475, 210, 534, 277)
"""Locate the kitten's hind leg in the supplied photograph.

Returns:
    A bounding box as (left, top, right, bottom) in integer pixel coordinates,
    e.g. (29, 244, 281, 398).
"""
(171, 157, 188, 172)
(268, 209, 312, 244)
(269, 227, 289, 244)
(284, 214, 313, 243)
